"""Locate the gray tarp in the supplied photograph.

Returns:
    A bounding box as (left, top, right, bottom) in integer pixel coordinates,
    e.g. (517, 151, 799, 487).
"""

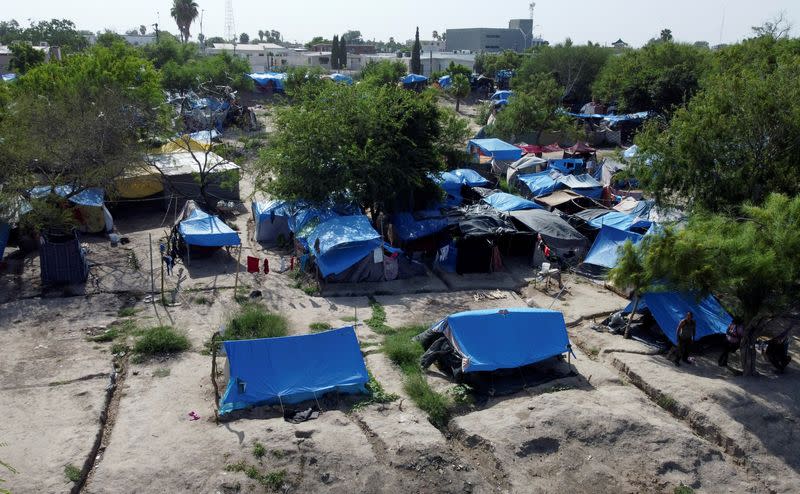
(509, 209, 588, 251)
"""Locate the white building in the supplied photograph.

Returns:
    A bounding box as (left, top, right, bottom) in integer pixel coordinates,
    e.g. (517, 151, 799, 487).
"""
(0, 44, 55, 72)
(123, 35, 157, 46)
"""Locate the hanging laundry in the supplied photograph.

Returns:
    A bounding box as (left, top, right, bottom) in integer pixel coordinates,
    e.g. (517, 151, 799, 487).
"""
(247, 256, 260, 273)
(263, 258, 270, 274)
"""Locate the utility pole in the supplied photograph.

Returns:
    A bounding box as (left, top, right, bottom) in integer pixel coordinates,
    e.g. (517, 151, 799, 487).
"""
(200, 9, 205, 52)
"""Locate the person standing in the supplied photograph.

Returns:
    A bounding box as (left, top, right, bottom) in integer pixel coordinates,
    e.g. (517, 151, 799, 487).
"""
(719, 318, 743, 367)
(673, 312, 696, 366)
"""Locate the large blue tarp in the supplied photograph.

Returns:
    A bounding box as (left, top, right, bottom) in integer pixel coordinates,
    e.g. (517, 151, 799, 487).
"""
(517, 170, 559, 198)
(625, 292, 732, 345)
(451, 169, 490, 187)
(583, 225, 642, 269)
(392, 211, 449, 242)
(482, 192, 541, 212)
(329, 73, 353, 85)
(0, 223, 9, 260)
(252, 200, 291, 243)
(29, 186, 105, 207)
(220, 326, 369, 414)
(179, 209, 241, 247)
(248, 72, 287, 90)
(431, 308, 571, 373)
(401, 74, 428, 84)
(548, 159, 585, 175)
(438, 75, 452, 89)
(1, 73, 17, 83)
(307, 215, 382, 276)
(491, 90, 513, 101)
(468, 138, 522, 161)
(589, 200, 653, 231)
(556, 174, 603, 199)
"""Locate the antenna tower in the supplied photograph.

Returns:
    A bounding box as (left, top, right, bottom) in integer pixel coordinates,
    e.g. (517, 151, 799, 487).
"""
(224, 0, 236, 43)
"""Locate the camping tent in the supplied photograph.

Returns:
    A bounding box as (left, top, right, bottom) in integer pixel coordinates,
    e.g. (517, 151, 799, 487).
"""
(556, 174, 603, 199)
(252, 200, 291, 243)
(624, 292, 731, 345)
(482, 192, 541, 212)
(582, 225, 641, 270)
(248, 72, 287, 92)
(177, 202, 241, 248)
(468, 138, 523, 162)
(307, 215, 383, 279)
(548, 159, 585, 175)
(509, 209, 588, 260)
(219, 326, 369, 414)
(423, 308, 571, 373)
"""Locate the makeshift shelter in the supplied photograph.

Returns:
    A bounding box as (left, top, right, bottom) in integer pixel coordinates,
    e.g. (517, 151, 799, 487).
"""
(431, 170, 491, 207)
(400, 74, 428, 91)
(444, 205, 518, 274)
(509, 209, 588, 264)
(624, 292, 731, 345)
(219, 326, 369, 414)
(563, 142, 597, 161)
(548, 158, 585, 175)
(580, 225, 642, 275)
(588, 200, 653, 231)
(556, 174, 603, 199)
(327, 73, 354, 85)
(482, 192, 541, 212)
(175, 201, 240, 263)
(0, 222, 9, 260)
(159, 130, 219, 154)
(515, 170, 560, 198)
(535, 190, 605, 215)
(418, 308, 571, 382)
(113, 166, 165, 200)
(467, 138, 523, 162)
(506, 155, 547, 183)
(39, 230, 88, 285)
(27, 186, 113, 234)
(252, 200, 291, 244)
(390, 210, 450, 253)
(149, 152, 241, 206)
(248, 72, 287, 92)
(490, 90, 513, 102)
(438, 75, 452, 89)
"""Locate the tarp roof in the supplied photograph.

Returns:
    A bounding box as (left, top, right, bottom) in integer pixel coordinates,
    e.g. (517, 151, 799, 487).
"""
(566, 142, 596, 154)
(401, 74, 428, 84)
(328, 73, 354, 85)
(547, 158, 584, 175)
(307, 215, 383, 277)
(625, 292, 731, 345)
(392, 210, 449, 242)
(248, 72, 287, 90)
(535, 190, 599, 209)
(178, 208, 241, 247)
(517, 170, 560, 198)
(253, 200, 291, 220)
(438, 75, 452, 88)
(454, 204, 518, 238)
(1, 73, 18, 82)
(556, 174, 603, 199)
(28, 186, 105, 207)
(482, 192, 541, 212)
(468, 139, 522, 161)
(431, 308, 571, 373)
(451, 169, 491, 187)
(148, 152, 239, 177)
(583, 225, 641, 269)
(588, 200, 653, 231)
(490, 90, 513, 101)
(219, 326, 369, 414)
(509, 209, 588, 250)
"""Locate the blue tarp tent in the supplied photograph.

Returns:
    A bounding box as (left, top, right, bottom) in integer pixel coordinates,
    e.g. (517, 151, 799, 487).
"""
(328, 73, 353, 85)
(589, 200, 653, 231)
(1, 73, 17, 83)
(219, 326, 369, 414)
(548, 158, 585, 175)
(252, 200, 291, 243)
(583, 226, 642, 269)
(248, 72, 287, 91)
(429, 308, 571, 373)
(468, 138, 522, 161)
(307, 215, 383, 277)
(179, 209, 241, 247)
(26, 186, 112, 233)
(491, 90, 513, 101)
(438, 75, 452, 89)
(451, 169, 490, 187)
(482, 192, 541, 212)
(431, 170, 489, 206)
(624, 292, 732, 345)
(0, 223, 9, 260)
(392, 211, 449, 242)
(401, 74, 428, 84)
(517, 170, 559, 198)
(556, 174, 603, 199)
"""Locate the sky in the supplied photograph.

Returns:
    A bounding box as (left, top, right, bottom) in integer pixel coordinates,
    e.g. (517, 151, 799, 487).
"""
(5, 0, 799, 47)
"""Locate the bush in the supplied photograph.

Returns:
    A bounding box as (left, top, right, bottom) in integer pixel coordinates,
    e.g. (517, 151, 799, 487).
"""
(64, 463, 81, 483)
(383, 327, 425, 372)
(309, 322, 331, 332)
(225, 304, 289, 341)
(133, 326, 190, 357)
(404, 373, 451, 427)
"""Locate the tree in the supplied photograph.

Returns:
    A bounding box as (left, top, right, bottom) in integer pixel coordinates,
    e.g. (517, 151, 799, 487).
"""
(609, 194, 800, 376)
(411, 27, 422, 74)
(305, 36, 329, 49)
(449, 73, 471, 112)
(170, 0, 199, 43)
(360, 59, 407, 87)
(593, 41, 710, 114)
(432, 30, 439, 40)
(239, 32, 249, 44)
(9, 19, 88, 54)
(140, 32, 197, 69)
(491, 74, 574, 143)
(256, 83, 462, 216)
(343, 30, 363, 44)
(516, 42, 612, 104)
(140, 24, 147, 36)
(331, 35, 340, 70)
(96, 30, 125, 47)
(608, 239, 654, 339)
(284, 66, 326, 100)
(751, 12, 792, 39)
(258, 30, 265, 42)
(446, 61, 471, 78)
(660, 29, 673, 42)
(339, 36, 348, 69)
(474, 50, 525, 77)
(8, 42, 46, 74)
(160, 51, 254, 92)
(632, 38, 800, 211)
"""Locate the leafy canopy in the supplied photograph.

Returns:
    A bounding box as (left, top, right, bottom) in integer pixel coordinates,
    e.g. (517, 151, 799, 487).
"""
(490, 74, 573, 143)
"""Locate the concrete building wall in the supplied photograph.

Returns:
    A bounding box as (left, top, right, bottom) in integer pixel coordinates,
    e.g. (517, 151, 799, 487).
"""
(445, 28, 525, 53)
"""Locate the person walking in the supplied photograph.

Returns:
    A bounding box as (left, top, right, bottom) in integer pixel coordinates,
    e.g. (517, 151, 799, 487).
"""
(719, 317, 743, 367)
(673, 311, 696, 366)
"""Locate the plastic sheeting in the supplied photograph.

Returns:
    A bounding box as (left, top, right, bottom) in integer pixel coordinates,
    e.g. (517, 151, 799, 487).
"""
(548, 158, 585, 175)
(490, 90, 513, 101)
(248, 72, 287, 90)
(482, 192, 541, 212)
(430, 308, 571, 373)
(438, 75, 452, 89)
(509, 209, 588, 251)
(556, 174, 603, 199)
(468, 138, 523, 161)
(588, 200, 653, 231)
(1, 73, 17, 82)
(219, 326, 369, 414)
(252, 200, 291, 243)
(307, 215, 383, 277)
(583, 226, 641, 269)
(178, 209, 241, 247)
(516, 170, 560, 198)
(328, 73, 353, 85)
(624, 292, 731, 345)
(391, 211, 449, 242)
(401, 74, 428, 84)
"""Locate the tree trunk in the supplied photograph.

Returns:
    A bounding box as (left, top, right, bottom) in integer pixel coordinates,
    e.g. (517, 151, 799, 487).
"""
(740, 322, 758, 376)
(456, 98, 460, 113)
(623, 295, 639, 339)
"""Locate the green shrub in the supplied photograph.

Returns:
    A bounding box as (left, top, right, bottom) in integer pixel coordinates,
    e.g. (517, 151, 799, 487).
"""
(383, 326, 425, 373)
(225, 304, 289, 341)
(117, 307, 137, 317)
(89, 328, 119, 343)
(404, 373, 451, 427)
(252, 442, 266, 459)
(309, 322, 331, 332)
(352, 373, 399, 411)
(133, 326, 190, 357)
(365, 300, 392, 334)
(64, 463, 81, 483)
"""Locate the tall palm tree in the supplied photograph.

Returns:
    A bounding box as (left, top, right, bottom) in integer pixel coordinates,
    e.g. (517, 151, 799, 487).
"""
(170, 0, 199, 43)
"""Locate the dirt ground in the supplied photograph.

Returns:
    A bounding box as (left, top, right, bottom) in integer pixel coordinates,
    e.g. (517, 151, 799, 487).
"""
(1, 108, 799, 494)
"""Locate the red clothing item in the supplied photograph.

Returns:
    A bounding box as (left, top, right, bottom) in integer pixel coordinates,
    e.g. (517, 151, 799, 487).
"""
(247, 256, 260, 273)
(263, 258, 270, 274)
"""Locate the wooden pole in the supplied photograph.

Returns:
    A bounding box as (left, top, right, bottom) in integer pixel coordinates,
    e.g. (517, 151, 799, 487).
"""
(624, 294, 640, 339)
(149, 233, 155, 300)
(210, 331, 220, 423)
(233, 245, 242, 296)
